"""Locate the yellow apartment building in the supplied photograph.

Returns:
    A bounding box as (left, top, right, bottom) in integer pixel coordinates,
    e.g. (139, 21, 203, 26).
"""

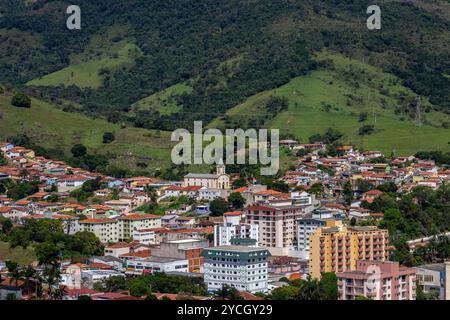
(309, 222, 389, 279)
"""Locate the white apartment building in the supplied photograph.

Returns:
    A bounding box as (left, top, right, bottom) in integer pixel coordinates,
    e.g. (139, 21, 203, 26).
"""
(296, 218, 327, 259)
(79, 214, 161, 243)
(198, 187, 230, 201)
(214, 211, 258, 247)
(118, 213, 161, 241)
(291, 191, 314, 206)
(132, 227, 166, 245)
(201, 246, 271, 293)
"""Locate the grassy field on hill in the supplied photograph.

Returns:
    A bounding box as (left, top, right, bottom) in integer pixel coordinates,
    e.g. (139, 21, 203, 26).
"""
(210, 52, 450, 155)
(131, 82, 192, 116)
(0, 241, 36, 265)
(0, 90, 295, 174)
(0, 93, 174, 171)
(26, 26, 141, 89)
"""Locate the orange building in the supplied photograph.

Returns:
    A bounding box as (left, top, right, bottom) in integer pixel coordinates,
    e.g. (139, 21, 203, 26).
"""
(309, 223, 389, 279)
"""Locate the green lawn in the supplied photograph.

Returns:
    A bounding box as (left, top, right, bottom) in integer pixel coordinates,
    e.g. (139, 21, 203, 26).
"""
(0, 241, 36, 266)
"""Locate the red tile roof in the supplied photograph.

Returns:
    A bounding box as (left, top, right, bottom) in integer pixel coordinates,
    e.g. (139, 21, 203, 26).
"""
(233, 187, 248, 193)
(120, 250, 151, 258)
(80, 218, 116, 224)
(119, 213, 160, 220)
(64, 287, 99, 297)
(223, 211, 242, 217)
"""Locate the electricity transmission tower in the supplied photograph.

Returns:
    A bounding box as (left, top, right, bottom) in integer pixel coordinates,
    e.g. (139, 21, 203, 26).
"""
(414, 95, 422, 127)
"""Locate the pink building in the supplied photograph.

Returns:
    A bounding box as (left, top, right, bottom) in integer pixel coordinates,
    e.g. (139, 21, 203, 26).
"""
(245, 203, 305, 256)
(337, 260, 416, 300)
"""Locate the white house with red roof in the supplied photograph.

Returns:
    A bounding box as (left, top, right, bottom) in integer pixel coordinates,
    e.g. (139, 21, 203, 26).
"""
(57, 175, 93, 192)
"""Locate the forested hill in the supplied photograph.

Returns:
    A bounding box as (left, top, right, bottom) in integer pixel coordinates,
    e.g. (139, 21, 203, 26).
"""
(0, 0, 449, 131)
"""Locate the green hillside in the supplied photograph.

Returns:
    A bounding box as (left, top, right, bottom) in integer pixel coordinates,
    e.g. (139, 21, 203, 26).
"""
(27, 42, 140, 89)
(2, 0, 449, 128)
(0, 241, 36, 266)
(0, 92, 173, 171)
(131, 82, 192, 116)
(26, 27, 141, 89)
(210, 52, 450, 155)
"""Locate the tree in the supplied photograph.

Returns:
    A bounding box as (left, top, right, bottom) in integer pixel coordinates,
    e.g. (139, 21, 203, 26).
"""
(358, 124, 375, 136)
(6, 181, 39, 200)
(377, 182, 397, 193)
(296, 148, 309, 157)
(309, 183, 325, 198)
(416, 280, 439, 300)
(41, 265, 62, 300)
(111, 188, 120, 200)
(356, 179, 374, 193)
(5, 261, 21, 289)
(214, 284, 243, 300)
(320, 273, 338, 300)
(343, 181, 354, 205)
(102, 132, 115, 144)
(359, 112, 368, 122)
(268, 180, 289, 193)
(144, 186, 158, 203)
(209, 198, 229, 216)
(295, 276, 326, 300)
(390, 237, 416, 267)
(22, 265, 37, 294)
(228, 192, 246, 209)
(74, 231, 104, 256)
(11, 91, 31, 108)
(94, 276, 127, 293)
(71, 144, 87, 157)
(0, 151, 6, 165)
(1, 218, 13, 234)
(269, 285, 300, 300)
(145, 293, 158, 300)
(232, 177, 247, 189)
(35, 242, 61, 266)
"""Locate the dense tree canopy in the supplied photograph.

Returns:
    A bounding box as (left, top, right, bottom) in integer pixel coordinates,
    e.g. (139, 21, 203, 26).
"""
(7, 219, 103, 260)
(209, 197, 230, 217)
(1, 0, 448, 130)
(11, 91, 31, 108)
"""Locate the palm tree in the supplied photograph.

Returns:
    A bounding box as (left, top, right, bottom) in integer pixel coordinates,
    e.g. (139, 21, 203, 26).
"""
(22, 265, 36, 297)
(42, 265, 61, 300)
(295, 276, 325, 300)
(5, 261, 22, 289)
(144, 186, 158, 204)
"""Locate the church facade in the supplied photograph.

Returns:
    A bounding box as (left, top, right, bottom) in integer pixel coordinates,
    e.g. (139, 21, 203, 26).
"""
(183, 164, 230, 190)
